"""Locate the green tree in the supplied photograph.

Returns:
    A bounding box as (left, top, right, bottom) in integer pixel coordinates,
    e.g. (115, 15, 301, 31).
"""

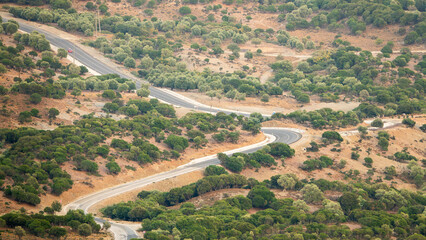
(71, 88, 82, 98)
(118, 84, 128, 92)
(358, 126, 368, 138)
(322, 131, 343, 142)
(124, 57, 136, 68)
(402, 118, 416, 127)
(0, 63, 7, 74)
(218, 153, 245, 173)
(106, 161, 121, 174)
(51, 177, 73, 195)
(364, 157, 373, 167)
(247, 185, 275, 208)
(261, 93, 269, 102)
(415, 0, 425, 11)
(44, 206, 55, 214)
(378, 137, 389, 151)
(51, 0, 72, 9)
(193, 136, 208, 149)
(420, 124, 426, 132)
(85, 2, 97, 10)
(69, 64, 81, 75)
(359, 89, 370, 100)
(277, 173, 298, 190)
(371, 119, 384, 128)
(15, 226, 26, 240)
(103, 221, 111, 231)
(51, 200, 62, 212)
(78, 223, 92, 236)
(225, 89, 237, 100)
(204, 165, 227, 176)
(268, 142, 295, 158)
(179, 6, 192, 15)
(251, 38, 261, 45)
(381, 42, 393, 54)
(139, 56, 154, 70)
(301, 184, 324, 203)
(404, 31, 419, 45)
(338, 192, 359, 213)
(270, 60, 293, 72)
(137, 88, 150, 97)
(18, 111, 32, 123)
(102, 90, 116, 99)
(0, 218, 5, 227)
(5, 22, 18, 35)
(165, 135, 189, 152)
(207, 14, 215, 21)
(48, 108, 60, 121)
(57, 48, 68, 58)
(49, 227, 67, 240)
(244, 51, 253, 59)
(99, 4, 108, 14)
(80, 160, 98, 173)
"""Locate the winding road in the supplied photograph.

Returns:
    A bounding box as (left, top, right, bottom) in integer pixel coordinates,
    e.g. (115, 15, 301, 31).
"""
(2, 16, 303, 240)
(66, 129, 301, 240)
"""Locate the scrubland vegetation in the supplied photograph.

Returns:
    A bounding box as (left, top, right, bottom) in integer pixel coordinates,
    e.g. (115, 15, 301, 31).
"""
(101, 166, 426, 240)
(0, 0, 424, 239)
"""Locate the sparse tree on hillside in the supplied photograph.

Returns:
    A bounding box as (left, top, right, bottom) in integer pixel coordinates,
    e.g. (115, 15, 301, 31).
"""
(137, 88, 150, 98)
(277, 173, 298, 190)
(0, 63, 7, 74)
(52, 200, 62, 212)
(103, 221, 111, 231)
(378, 137, 389, 151)
(359, 89, 369, 101)
(29, 93, 42, 104)
(57, 48, 68, 58)
(293, 199, 309, 213)
(371, 119, 384, 128)
(301, 184, 324, 203)
(69, 64, 81, 75)
(179, 6, 191, 15)
(402, 118, 416, 127)
(49, 227, 67, 240)
(15, 226, 25, 240)
(48, 108, 60, 123)
(78, 223, 92, 236)
(339, 192, 359, 213)
(4, 22, 18, 35)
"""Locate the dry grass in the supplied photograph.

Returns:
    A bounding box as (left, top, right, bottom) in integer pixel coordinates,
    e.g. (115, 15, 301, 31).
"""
(0, 228, 112, 240)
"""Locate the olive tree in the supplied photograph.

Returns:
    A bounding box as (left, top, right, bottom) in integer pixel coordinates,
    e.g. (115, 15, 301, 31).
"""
(48, 108, 60, 123)
(179, 6, 192, 15)
(57, 48, 68, 58)
(103, 221, 111, 231)
(78, 223, 92, 236)
(277, 173, 298, 190)
(301, 184, 324, 203)
(371, 118, 384, 128)
(15, 226, 26, 240)
(51, 200, 62, 212)
(137, 85, 150, 97)
(293, 199, 309, 213)
(49, 227, 67, 240)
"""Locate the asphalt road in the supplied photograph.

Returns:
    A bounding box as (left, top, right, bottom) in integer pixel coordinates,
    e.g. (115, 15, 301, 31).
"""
(65, 128, 301, 240)
(6, 17, 303, 240)
(7, 18, 255, 116)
